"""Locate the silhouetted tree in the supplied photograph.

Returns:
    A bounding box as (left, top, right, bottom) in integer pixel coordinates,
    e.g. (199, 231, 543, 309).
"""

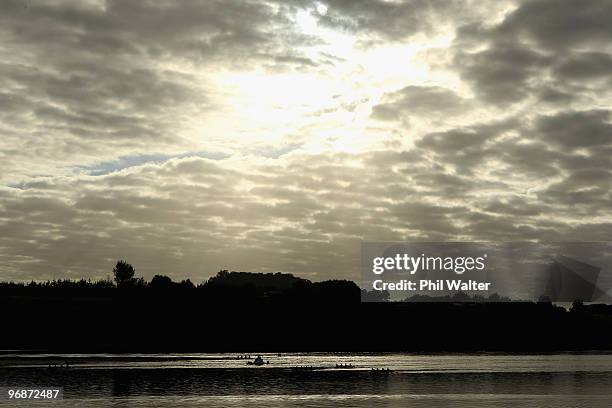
(132, 277, 146, 288)
(361, 289, 390, 302)
(113, 260, 135, 287)
(206, 270, 306, 290)
(179, 279, 194, 289)
(150, 274, 173, 289)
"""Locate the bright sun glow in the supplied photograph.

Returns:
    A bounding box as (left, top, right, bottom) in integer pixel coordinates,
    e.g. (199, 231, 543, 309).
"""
(204, 10, 457, 153)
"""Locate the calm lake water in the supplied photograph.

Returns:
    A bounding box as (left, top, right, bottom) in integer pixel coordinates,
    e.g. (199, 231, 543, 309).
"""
(1, 353, 612, 407)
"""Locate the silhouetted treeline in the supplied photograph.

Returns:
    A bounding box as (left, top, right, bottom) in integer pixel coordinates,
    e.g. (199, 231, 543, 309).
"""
(2, 264, 612, 353)
(0, 269, 356, 302)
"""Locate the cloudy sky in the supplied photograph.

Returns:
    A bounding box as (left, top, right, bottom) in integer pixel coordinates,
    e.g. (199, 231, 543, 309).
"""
(1, 0, 611, 282)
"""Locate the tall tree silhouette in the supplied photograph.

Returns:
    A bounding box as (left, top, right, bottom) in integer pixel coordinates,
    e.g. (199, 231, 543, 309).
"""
(113, 260, 135, 287)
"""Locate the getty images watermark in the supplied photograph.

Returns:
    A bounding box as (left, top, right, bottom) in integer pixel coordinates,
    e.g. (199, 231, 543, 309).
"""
(361, 242, 612, 302)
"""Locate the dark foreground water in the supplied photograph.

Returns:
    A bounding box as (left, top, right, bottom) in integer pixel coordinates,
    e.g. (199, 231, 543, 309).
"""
(1, 353, 612, 407)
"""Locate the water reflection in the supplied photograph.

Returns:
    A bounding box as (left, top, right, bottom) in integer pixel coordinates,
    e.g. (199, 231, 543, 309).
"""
(1, 354, 612, 407)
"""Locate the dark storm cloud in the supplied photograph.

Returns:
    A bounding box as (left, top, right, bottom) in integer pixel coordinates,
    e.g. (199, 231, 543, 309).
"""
(0, 0, 295, 61)
(453, 0, 612, 106)
(417, 126, 493, 154)
(536, 166, 612, 217)
(488, 140, 561, 179)
(537, 86, 574, 104)
(408, 171, 508, 199)
(496, 0, 612, 50)
(455, 0, 612, 53)
(535, 110, 612, 148)
(414, 110, 610, 180)
(453, 42, 551, 104)
(389, 201, 466, 237)
(414, 120, 520, 175)
(553, 52, 612, 80)
(371, 85, 467, 121)
(461, 210, 561, 241)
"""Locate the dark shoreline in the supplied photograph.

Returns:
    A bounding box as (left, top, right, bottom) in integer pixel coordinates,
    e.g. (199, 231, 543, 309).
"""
(4, 298, 612, 352)
(3, 272, 612, 353)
